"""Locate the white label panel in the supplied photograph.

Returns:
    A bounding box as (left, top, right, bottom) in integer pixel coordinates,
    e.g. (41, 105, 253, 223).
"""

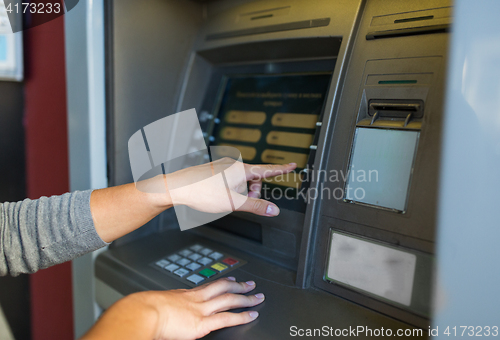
(326, 233, 416, 306)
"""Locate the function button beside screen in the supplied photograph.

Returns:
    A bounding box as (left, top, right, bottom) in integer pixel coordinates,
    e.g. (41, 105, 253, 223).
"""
(155, 259, 170, 268)
(200, 248, 213, 256)
(188, 253, 202, 261)
(186, 262, 201, 271)
(176, 258, 191, 267)
(173, 268, 190, 277)
(199, 268, 216, 278)
(209, 252, 223, 260)
(164, 263, 180, 272)
(167, 254, 181, 262)
(222, 258, 239, 267)
(178, 249, 193, 257)
(197, 257, 213, 266)
(211, 263, 228, 272)
(186, 274, 205, 285)
(190, 244, 203, 252)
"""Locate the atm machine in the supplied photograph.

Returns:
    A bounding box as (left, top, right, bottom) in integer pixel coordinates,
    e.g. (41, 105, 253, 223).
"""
(95, 0, 451, 337)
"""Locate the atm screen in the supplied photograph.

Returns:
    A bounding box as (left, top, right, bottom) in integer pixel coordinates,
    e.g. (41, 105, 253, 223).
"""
(210, 73, 332, 210)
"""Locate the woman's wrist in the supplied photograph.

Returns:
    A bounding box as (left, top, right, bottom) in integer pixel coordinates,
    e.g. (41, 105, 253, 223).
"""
(82, 292, 160, 340)
(140, 175, 173, 210)
(125, 292, 162, 333)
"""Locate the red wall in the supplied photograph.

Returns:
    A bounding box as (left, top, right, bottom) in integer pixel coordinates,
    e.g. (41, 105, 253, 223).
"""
(24, 14, 74, 340)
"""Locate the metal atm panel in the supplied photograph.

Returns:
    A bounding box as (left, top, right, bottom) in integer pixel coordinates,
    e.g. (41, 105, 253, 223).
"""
(310, 0, 451, 328)
(95, 0, 451, 337)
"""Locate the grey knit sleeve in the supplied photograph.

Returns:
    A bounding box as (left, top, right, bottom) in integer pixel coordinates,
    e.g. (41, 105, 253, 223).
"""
(0, 190, 109, 276)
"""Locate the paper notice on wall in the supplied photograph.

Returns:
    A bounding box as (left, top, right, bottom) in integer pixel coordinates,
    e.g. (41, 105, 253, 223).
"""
(0, 1, 22, 81)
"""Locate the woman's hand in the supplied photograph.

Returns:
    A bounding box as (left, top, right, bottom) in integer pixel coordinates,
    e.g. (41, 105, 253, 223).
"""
(165, 159, 297, 217)
(81, 277, 264, 340)
(91, 160, 295, 243)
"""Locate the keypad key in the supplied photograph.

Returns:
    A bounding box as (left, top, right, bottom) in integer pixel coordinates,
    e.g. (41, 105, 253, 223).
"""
(176, 258, 191, 267)
(188, 253, 202, 261)
(155, 259, 170, 268)
(178, 249, 193, 257)
(200, 248, 213, 256)
(222, 258, 239, 267)
(190, 244, 203, 252)
(186, 262, 201, 271)
(211, 263, 228, 272)
(167, 254, 181, 262)
(197, 257, 213, 266)
(164, 263, 180, 272)
(209, 252, 223, 260)
(186, 274, 205, 284)
(174, 268, 190, 277)
(199, 268, 216, 278)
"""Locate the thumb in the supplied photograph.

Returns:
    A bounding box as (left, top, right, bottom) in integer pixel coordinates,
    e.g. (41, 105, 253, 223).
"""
(235, 196, 280, 217)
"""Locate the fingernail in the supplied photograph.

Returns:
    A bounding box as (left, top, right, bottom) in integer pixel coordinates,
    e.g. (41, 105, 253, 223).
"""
(289, 162, 297, 166)
(227, 276, 236, 281)
(266, 205, 279, 216)
(249, 311, 259, 319)
(246, 281, 255, 285)
(255, 293, 265, 299)
(248, 191, 260, 198)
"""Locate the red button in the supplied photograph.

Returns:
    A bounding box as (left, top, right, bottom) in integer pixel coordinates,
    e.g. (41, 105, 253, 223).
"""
(222, 258, 239, 266)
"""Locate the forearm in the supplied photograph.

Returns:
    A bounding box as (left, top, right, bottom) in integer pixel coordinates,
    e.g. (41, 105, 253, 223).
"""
(81, 293, 159, 340)
(90, 177, 173, 243)
(90, 161, 296, 242)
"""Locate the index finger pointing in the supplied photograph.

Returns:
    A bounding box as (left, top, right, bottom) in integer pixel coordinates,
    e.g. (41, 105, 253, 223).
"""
(245, 163, 297, 181)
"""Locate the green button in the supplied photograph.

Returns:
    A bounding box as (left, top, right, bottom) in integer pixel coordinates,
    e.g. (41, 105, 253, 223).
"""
(199, 268, 216, 278)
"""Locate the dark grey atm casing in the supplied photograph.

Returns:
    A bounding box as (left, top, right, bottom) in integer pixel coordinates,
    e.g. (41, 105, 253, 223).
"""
(97, 0, 451, 337)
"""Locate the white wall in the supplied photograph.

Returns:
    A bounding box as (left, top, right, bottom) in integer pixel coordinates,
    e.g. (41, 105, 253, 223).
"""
(65, 0, 108, 338)
(433, 0, 500, 336)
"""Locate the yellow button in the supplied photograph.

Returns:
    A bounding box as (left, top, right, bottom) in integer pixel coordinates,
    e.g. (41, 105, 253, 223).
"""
(271, 113, 318, 128)
(211, 263, 228, 272)
(220, 127, 261, 143)
(266, 131, 313, 149)
(261, 149, 308, 168)
(215, 144, 257, 161)
(225, 110, 266, 125)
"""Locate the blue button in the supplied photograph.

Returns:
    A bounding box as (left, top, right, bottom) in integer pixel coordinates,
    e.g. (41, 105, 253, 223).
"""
(176, 258, 191, 267)
(164, 263, 180, 272)
(186, 274, 205, 284)
(168, 254, 181, 262)
(197, 257, 213, 266)
(209, 252, 223, 260)
(155, 259, 170, 268)
(174, 268, 190, 277)
(179, 249, 193, 257)
(200, 248, 213, 256)
(186, 262, 201, 271)
(190, 244, 203, 252)
(188, 253, 202, 261)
